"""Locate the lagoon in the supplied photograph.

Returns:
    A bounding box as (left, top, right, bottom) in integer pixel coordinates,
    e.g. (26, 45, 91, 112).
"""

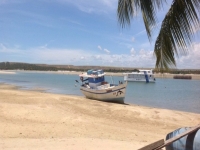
(0, 71, 200, 113)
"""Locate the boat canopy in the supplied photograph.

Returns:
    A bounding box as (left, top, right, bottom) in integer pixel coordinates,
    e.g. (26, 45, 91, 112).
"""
(80, 69, 105, 78)
(87, 69, 104, 75)
(123, 69, 153, 75)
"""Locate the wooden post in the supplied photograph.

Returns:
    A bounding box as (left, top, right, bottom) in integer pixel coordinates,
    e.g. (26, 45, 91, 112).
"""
(138, 139, 164, 150)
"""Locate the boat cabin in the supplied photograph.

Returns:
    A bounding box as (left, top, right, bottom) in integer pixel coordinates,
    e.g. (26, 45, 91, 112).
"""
(134, 69, 153, 74)
(123, 69, 155, 82)
(80, 69, 107, 89)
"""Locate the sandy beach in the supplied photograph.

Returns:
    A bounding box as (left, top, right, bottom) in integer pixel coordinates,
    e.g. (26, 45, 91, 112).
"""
(0, 71, 16, 74)
(0, 83, 200, 149)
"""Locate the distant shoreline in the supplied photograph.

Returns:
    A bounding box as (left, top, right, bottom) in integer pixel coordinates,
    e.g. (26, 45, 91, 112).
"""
(153, 73, 200, 80)
(1, 70, 200, 80)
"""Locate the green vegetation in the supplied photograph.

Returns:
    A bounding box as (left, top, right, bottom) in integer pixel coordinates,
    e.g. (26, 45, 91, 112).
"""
(0, 62, 58, 71)
(1, 62, 200, 74)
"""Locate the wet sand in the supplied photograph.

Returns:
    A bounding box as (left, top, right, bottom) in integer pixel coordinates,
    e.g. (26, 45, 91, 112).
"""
(0, 83, 200, 149)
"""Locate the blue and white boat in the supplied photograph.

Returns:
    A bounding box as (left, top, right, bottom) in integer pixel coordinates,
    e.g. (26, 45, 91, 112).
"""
(78, 69, 127, 103)
(123, 69, 156, 83)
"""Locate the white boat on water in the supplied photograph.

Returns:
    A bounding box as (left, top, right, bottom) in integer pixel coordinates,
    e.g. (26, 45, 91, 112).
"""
(78, 69, 127, 103)
(123, 69, 156, 83)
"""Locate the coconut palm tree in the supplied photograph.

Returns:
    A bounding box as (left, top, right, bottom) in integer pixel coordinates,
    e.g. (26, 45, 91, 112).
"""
(117, 0, 200, 71)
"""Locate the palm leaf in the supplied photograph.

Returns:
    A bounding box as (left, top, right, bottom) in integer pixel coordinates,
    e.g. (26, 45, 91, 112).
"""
(117, 0, 166, 40)
(154, 0, 200, 70)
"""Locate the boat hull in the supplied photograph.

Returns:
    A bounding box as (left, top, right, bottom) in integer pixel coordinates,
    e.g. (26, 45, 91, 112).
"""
(124, 75, 155, 83)
(80, 83, 127, 104)
(124, 78, 155, 82)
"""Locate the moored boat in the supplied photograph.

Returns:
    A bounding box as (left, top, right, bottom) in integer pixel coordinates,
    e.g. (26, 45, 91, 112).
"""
(123, 69, 156, 83)
(78, 69, 127, 103)
(173, 75, 192, 79)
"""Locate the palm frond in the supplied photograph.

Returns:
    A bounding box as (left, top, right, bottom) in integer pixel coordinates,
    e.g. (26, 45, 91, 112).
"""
(117, 0, 166, 40)
(154, 0, 200, 70)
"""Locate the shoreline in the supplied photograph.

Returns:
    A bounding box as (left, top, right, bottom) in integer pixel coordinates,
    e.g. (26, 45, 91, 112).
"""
(1, 70, 200, 80)
(0, 83, 200, 149)
(0, 82, 198, 114)
(0, 70, 16, 74)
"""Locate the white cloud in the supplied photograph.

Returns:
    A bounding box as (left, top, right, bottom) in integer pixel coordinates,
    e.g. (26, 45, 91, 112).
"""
(39, 44, 48, 49)
(94, 55, 102, 60)
(176, 43, 200, 69)
(0, 43, 6, 50)
(130, 48, 135, 56)
(104, 49, 110, 54)
(193, 25, 200, 34)
(80, 56, 85, 60)
(1, 43, 200, 69)
(98, 46, 110, 54)
(111, 55, 117, 58)
(0, 43, 22, 53)
(98, 45, 102, 50)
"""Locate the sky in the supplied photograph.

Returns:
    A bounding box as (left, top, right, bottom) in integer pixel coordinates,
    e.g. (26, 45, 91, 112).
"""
(0, 0, 200, 69)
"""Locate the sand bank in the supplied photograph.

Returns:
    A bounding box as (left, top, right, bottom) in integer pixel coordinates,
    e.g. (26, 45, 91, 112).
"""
(0, 83, 200, 149)
(0, 70, 16, 74)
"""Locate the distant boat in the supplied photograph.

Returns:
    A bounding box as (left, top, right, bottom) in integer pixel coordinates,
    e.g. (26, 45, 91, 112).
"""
(78, 69, 127, 103)
(173, 75, 192, 79)
(123, 69, 156, 83)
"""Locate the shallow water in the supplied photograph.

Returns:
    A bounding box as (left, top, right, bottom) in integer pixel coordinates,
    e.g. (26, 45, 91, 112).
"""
(0, 71, 200, 113)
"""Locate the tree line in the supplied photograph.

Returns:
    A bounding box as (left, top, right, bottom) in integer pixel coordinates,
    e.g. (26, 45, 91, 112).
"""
(0, 62, 200, 74)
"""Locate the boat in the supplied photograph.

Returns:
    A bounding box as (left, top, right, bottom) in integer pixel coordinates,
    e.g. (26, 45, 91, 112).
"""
(123, 69, 156, 83)
(173, 75, 192, 79)
(78, 69, 127, 103)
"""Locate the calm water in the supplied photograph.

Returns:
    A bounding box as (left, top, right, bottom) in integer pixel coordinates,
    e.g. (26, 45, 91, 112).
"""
(0, 71, 200, 113)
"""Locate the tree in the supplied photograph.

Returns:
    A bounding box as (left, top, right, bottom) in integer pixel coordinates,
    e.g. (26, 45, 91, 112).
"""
(117, 0, 200, 71)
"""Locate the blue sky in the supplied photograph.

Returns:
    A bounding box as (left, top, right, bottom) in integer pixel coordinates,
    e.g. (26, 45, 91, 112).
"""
(0, 0, 200, 69)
